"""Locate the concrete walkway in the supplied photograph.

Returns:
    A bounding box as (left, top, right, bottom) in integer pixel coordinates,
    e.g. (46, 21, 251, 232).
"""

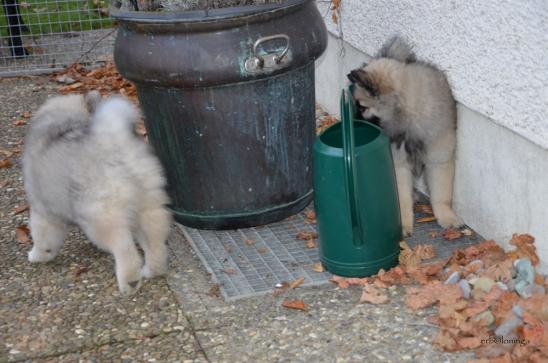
(0, 76, 473, 362)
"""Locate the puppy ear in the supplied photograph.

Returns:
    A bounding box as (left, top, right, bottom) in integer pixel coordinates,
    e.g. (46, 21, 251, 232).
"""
(347, 69, 379, 97)
(84, 91, 102, 113)
(347, 69, 367, 85)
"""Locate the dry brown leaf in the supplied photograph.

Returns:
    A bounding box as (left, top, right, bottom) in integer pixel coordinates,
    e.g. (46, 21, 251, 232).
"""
(483, 259, 514, 283)
(221, 268, 237, 275)
(0, 159, 13, 169)
(312, 262, 325, 273)
(296, 231, 318, 240)
(0, 148, 14, 158)
(304, 210, 316, 220)
(257, 247, 268, 254)
(13, 119, 26, 126)
(415, 204, 434, 214)
(16, 225, 31, 244)
(507, 233, 539, 265)
(282, 299, 309, 311)
(305, 239, 317, 249)
(289, 277, 305, 289)
(73, 265, 88, 278)
(208, 283, 221, 298)
(331, 11, 338, 24)
(359, 285, 389, 304)
(443, 229, 463, 241)
(244, 239, 255, 246)
(416, 216, 437, 223)
(433, 329, 459, 351)
(12, 204, 29, 215)
(330, 275, 349, 289)
(399, 241, 436, 268)
(456, 336, 482, 350)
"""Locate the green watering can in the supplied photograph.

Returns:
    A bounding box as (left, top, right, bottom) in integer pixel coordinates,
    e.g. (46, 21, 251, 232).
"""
(313, 89, 402, 277)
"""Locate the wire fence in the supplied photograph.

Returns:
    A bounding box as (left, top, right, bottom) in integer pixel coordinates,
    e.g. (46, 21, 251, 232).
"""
(1, 0, 115, 76)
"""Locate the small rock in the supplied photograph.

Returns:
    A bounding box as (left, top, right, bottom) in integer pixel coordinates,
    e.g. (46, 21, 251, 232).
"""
(444, 271, 460, 285)
(512, 304, 523, 318)
(474, 310, 495, 326)
(471, 277, 495, 293)
(495, 316, 522, 337)
(458, 279, 471, 299)
(496, 281, 509, 290)
(56, 75, 76, 84)
(140, 322, 150, 328)
(514, 258, 534, 284)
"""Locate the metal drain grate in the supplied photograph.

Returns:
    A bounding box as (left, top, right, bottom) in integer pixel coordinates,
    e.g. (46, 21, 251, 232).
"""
(178, 197, 482, 300)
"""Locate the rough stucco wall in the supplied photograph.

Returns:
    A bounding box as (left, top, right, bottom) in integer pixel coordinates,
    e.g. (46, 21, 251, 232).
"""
(317, 0, 548, 148)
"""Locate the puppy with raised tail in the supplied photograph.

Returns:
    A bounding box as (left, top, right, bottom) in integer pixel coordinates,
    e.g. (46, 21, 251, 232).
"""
(23, 91, 172, 294)
(348, 37, 463, 236)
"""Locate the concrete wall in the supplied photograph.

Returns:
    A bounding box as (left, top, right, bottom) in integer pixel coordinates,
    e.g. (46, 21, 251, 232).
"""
(316, 0, 548, 149)
(314, 23, 548, 271)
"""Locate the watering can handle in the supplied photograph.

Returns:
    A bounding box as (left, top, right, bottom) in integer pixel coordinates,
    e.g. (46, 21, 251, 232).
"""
(341, 90, 364, 247)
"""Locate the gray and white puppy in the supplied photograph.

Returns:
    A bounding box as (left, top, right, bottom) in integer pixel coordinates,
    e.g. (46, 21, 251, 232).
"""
(23, 92, 172, 294)
(348, 37, 463, 236)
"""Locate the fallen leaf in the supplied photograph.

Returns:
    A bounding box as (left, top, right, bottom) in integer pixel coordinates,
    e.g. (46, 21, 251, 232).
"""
(244, 239, 255, 246)
(312, 262, 325, 273)
(0, 159, 13, 169)
(433, 329, 459, 351)
(207, 283, 221, 298)
(13, 119, 26, 126)
(73, 265, 88, 278)
(16, 225, 31, 244)
(288, 277, 305, 289)
(305, 239, 317, 249)
(507, 233, 539, 265)
(282, 299, 309, 311)
(296, 231, 318, 240)
(399, 241, 435, 267)
(443, 229, 463, 241)
(304, 210, 316, 220)
(257, 247, 268, 254)
(415, 204, 434, 214)
(417, 216, 437, 223)
(0, 148, 14, 158)
(12, 204, 29, 215)
(360, 285, 390, 304)
(456, 336, 482, 350)
(330, 275, 349, 289)
(221, 268, 237, 275)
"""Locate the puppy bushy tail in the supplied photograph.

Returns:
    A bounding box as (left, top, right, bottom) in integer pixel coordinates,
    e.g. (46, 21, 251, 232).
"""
(91, 97, 139, 137)
(378, 36, 416, 63)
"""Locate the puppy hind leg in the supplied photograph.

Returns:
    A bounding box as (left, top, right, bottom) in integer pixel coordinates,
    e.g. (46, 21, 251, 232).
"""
(392, 144, 414, 236)
(136, 207, 171, 279)
(28, 211, 68, 263)
(425, 160, 463, 229)
(83, 219, 143, 294)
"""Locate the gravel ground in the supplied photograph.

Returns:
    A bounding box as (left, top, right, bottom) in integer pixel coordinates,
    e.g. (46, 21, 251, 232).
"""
(1, 76, 475, 362)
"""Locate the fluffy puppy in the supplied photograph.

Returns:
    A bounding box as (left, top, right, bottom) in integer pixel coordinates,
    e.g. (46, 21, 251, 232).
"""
(348, 37, 463, 236)
(23, 92, 172, 294)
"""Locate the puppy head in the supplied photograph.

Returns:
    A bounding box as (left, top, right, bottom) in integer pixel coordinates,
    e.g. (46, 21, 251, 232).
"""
(347, 60, 401, 129)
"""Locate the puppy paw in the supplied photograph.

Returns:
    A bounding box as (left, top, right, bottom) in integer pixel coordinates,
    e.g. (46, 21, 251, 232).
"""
(435, 210, 463, 229)
(28, 247, 56, 263)
(118, 278, 142, 295)
(402, 224, 413, 237)
(141, 263, 167, 279)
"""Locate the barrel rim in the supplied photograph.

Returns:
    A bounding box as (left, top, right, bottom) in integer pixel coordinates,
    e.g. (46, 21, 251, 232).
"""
(109, 0, 307, 25)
